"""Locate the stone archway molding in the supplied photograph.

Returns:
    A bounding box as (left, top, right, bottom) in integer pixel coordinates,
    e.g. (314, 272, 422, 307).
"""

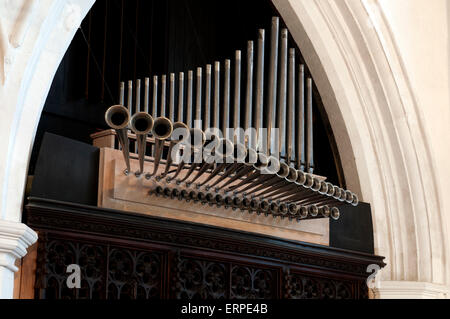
(272, 0, 450, 298)
(0, 0, 94, 298)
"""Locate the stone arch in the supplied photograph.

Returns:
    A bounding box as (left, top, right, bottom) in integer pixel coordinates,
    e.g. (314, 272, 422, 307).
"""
(273, 0, 449, 296)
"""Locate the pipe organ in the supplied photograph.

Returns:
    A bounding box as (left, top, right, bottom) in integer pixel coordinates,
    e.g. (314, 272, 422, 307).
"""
(19, 2, 386, 300)
(93, 16, 359, 228)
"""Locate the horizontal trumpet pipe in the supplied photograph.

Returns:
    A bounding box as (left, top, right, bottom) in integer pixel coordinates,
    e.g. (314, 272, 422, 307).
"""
(130, 112, 154, 175)
(105, 105, 131, 173)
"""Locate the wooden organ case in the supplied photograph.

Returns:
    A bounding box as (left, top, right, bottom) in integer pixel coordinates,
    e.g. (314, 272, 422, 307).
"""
(17, 0, 385, 299)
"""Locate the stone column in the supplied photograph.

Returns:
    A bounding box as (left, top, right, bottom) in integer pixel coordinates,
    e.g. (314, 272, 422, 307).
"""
(0, 220, 37, 298)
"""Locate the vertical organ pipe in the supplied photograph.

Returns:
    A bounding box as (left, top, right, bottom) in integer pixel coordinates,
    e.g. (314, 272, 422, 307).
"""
(277, 28, 288, 157)
(287, 48, 295, 164)
(186, 70, 193, 128)
(160, 75, 166, 117)
(266, 17, 279, 155)
(195, 67, 202, 127)
(169, 73, 175, 122)
(204, 65, 212, 131)
(306, 77, 314, 173)
(223, 59, 230, 137)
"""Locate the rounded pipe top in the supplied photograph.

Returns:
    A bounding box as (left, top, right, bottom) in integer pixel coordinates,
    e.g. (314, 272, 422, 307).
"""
(152, 116, 173, 140)
(285, 166, 298, 182)
(130, 112, 153, 135)
(105, 105, 130, 130)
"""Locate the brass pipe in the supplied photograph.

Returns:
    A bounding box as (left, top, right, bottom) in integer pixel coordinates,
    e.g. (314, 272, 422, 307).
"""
(306, 77, 314, 173)
(297, 65, 305, 170)
(160, 121, 189, 178)
(144, 77, 149, 113)
(254, 29, 265, 143)
(119, 82, 125, 105)
(186, 70, 193, 128)
(152, 76, 158, 118)
(168, 128, 205, 182)
(136, 79, 141, 112)
(127, 81, 133, 115)
(287, 49, 295, 164)
(178, 72, 184, 123)
(169, 73, 175, 122)
(160, 75, 166, 117)
(195, 67, 202, 128)
(203, 65, 212, 131)
(266, 17, 279, 155)
(202, 147, 256, 189)
(233, 50, 241, 131)
(146, 116, 173, 178)
(223, 59, 231, 138)
(130, 112, 154, 175)
(276, 28, 288, 157)
(244, 41, 253, 147)
(105, 105, 131, 174)
(213, 61, 220, 129)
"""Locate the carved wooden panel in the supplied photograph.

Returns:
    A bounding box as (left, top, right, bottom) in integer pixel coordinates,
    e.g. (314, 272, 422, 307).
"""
(25, 197, 385, 299)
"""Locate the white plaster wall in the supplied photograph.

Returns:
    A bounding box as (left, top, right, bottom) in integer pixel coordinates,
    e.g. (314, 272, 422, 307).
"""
(378, 0, 450, 284)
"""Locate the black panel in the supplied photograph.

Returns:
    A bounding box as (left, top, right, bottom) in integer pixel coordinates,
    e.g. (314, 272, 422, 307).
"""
(329, 202, 375, 254)
(30, 133, 99, 206)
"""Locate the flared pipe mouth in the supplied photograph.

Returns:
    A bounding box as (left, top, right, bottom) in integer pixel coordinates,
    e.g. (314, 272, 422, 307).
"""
(105, 105, 130, 129)
(298, 206, 308, 219)
(326, 182, 335, 196)
(332, 186, 341, 200)
(331, 207, 340, 220)
(171, 188, 180, 198)
(351, 193, 359, 206)
(259, 200, 270, 212)
(260, 156, 280, 174)
(311, 178, 322, 192)
(253, 152, 269, 170)
(285, 167, 298, 182)
(304, 174, 314, 188)
(189, 190, 197, 201)
(269, 202, 279, 213)
(155, 186, 164, 196)
(338, 187, 347, 202)
(320, 206, 331, 217)
(288, 203, 297, 215)
(130, 112, 154, 135)
(214, 194, 223, 205)
(344, 190, 353, 203)
(206, 193, 214, 203)
(318, 181, 329, 195)
(163, 187, 172, 197)
(295, 170, 306, 185)
(152, 117, 173, 140)
(244, 148, 258, 166)
(276, 162, 290, 178)
(197, 192, 206, 202)
(233, 196, 242, 207)
(279, 203, 288, 216)
(224, 196, 233, 206)
(249, 198, 259, 210)
(180, 189, 189, 199)
(241, 197, 251, 209)
(308, 205, 319, 217)
(232, 143, 248, 162)
(189, 128, 206, 149)
(171, 122, 189, 142)
(216, 138, 234, 158)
